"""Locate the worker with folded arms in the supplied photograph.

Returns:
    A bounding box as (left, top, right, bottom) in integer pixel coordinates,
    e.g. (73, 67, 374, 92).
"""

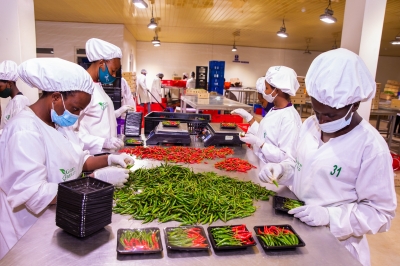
(74, 38, 134, 155)
(258, 48, 397, 266)
(0, 58, 134, 259)
(232, 66, 302, 167)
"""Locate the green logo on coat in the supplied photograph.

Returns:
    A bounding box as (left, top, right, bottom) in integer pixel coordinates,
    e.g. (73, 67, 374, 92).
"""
(60, 167, 76, 181)
(5, 115, 10, 120)
(99, 102, 108, 110)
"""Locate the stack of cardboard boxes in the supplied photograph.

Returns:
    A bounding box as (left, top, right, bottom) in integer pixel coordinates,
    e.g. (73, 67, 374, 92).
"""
(122, 72, 137, 94)
(381, 80, 399, 101)
(292, 76, 307, 105)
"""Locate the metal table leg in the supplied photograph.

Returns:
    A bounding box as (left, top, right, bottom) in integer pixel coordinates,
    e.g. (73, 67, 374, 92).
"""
(388, 115, 395, 148)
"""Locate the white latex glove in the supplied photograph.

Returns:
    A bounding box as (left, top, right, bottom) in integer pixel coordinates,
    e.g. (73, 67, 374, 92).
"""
(103, 137, 124, 150)
(108, 153, 135, 168)
(288, 206, 330, 226)
(231, 108, 253, 122)
(240, 133, 264, 147)
(94, 167, 129, 187)
(115, 105, 135, 118)
(258, 163, 284, 184)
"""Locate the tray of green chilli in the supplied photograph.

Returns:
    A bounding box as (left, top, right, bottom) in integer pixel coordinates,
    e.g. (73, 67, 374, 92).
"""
(273, 195, 305, 214)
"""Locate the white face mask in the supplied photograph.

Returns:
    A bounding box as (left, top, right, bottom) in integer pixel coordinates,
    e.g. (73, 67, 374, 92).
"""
(262, 88, 277, 103)
(318, 104, 354, 133)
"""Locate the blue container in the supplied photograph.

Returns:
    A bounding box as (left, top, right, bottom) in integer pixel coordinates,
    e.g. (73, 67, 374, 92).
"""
(253, 104, 262, 112)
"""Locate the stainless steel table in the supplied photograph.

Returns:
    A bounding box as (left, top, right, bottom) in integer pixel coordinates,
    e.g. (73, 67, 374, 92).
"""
(1, 142, 360, 266)
(225, 87, 258, 106)
(180, 95, 254, 114)
(370, 109, 397, 148)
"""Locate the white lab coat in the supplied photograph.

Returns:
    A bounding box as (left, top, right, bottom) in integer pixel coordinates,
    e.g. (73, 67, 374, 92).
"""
(74, 82, 117, 155)
(186, 78, 196, 89)
(0, 94, 30, 135)
(247, 105, 301, 169)
(150, 77, 162, 103)
(281, 116, 397, 266)
(0, 107, 90, 259)
(136, 73, 149, 104)
(121, 77, 136, 107)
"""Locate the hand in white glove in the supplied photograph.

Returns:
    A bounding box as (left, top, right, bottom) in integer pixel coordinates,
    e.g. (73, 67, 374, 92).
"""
(108, 153, 135, 168)
(94, 167, 129, 187)
(258, 163, 284, 184)
(115, 105, 135, 118)
(288, 205, 330, 226)
(103, 137, 124, 150)
(231, 108, 253, 122)
(240, 133, 264, 147)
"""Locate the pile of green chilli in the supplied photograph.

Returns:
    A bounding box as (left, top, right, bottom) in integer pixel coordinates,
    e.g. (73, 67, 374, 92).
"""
(113, 164, 276, 225)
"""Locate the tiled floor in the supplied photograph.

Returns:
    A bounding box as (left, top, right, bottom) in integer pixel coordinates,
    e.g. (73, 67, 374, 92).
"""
(253, 111, 400, 265)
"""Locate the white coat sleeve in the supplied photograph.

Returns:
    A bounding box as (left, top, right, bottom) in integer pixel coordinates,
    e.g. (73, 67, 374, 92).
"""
(76, 122, 105, 155)
(247, 121, 259, 135)
(259, 115, 299, 164)
(2, 130, 58, 215)
(121, 78, 135, 106)
(139, 75, 147, 91)
(326, 151, 397, 240)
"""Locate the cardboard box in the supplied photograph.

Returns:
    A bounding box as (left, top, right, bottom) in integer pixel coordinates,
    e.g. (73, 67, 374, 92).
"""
(376, 83, 381, 89)
(297, 88, 305, 94)
(297, 76, 305, 83)
(381, 92, 395, 100)
(292, 93, 305, 99)
(292, 99, 306, 104)
(391, 99, 400, 108)
(387, 80, 399, 86)
(198, 99, 210, 105)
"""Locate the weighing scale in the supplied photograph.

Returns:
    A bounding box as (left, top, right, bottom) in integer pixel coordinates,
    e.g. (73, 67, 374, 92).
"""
(124, 111, 143, 146)
(146, 122, 191, 145)
(201, 123, 244, 147)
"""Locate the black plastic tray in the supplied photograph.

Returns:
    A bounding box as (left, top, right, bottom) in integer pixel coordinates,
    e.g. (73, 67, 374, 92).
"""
(162, 121, 180, 127)
(273, 195, 305, 214)
(220, 123, 237, 129)
(117, 228, 163, 255)
(207, 225, 256, 251)
(164, 226, 210, 251)
(125, 138, 144, 146)
(254, 225, 306, 250)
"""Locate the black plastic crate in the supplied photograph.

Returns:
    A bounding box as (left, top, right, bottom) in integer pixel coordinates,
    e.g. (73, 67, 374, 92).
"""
(144, 112, 210, 135)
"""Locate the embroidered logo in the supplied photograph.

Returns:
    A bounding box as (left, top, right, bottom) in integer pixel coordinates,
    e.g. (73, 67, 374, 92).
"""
(99, 102, 108, 111)
(5, 115, 10, 120)
(60, 167, 76, 181)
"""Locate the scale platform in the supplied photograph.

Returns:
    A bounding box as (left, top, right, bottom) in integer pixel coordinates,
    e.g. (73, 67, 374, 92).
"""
(146, 122, 191, 145)
(201, 123, 244, 147)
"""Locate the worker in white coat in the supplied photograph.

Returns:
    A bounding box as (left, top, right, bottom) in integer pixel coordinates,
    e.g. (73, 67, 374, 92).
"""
(232, 66, 302, 167)
(0, 60, 30, 135)
(186, 71, 196, 89)
(150, 73, 164, 104)
(74, 38, 134, 155)
(0, 58, 134, 259)
(121, 77, 136, 107)
(136, 69, 151, 113)
(258, 49, 397, 266)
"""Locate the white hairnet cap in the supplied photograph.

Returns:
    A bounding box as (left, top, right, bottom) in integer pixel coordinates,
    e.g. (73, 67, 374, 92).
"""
(256, 77, 266, 94)
(265, 66, 299, 96)
(305, 48, 376, 109)
(141, 69, 147, 73)
(18, 58, 94, 95)
(85, 38, 122, 62)
(183, 72, 188, 77)
(0, 60, 19, 81)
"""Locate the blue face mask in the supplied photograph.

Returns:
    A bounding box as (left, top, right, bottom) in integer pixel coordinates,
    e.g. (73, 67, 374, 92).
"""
(98, 63, 116, 84)
(51, 94, 79, 127)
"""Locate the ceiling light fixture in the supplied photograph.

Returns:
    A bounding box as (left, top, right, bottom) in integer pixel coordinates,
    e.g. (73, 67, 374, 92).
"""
(232, 33, 238, 52)
(277, 19, 288, 38)
(232, 40, 237, 52)
(133, 0, 148, 9)
(320, 0, 337, 23)
(390, 33, 400, 45)
(304, 38, 312, 54)
(147, 3, 157, 29)
(152, 31, 161, 46)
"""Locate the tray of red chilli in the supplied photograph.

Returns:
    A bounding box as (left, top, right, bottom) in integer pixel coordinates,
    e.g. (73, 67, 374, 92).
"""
(220, 123, 237, 129)
(117, 228, 163, 254)
(162, 121, 180, 127)
(164, 226, 210, 251)
(207, 224, 256, 251)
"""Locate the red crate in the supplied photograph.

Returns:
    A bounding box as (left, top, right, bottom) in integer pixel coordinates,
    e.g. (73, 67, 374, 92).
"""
(211, 114, 243, 123)
(135, 106, 145, 128)
(202, 110, 219, 116)
(255, 108, 263, 115)
(150, 103, 165, 112)
(237, 123, 250, 133)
